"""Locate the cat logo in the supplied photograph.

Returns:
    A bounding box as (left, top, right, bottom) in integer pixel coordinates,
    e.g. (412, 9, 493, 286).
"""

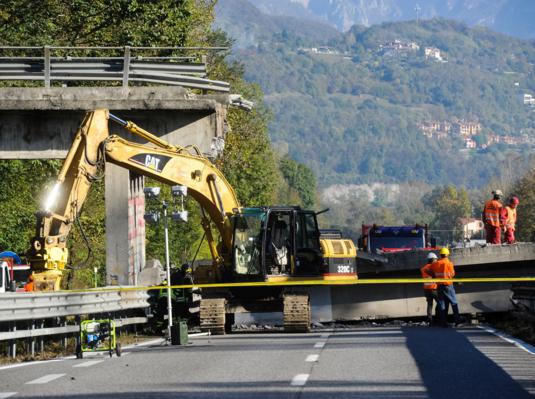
(144, 155, 161, 171)
(129, 153, 171, 173)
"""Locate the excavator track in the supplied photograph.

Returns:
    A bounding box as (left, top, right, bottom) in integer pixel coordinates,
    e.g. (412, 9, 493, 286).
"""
(283, 292, 311, 333)
(200, 298, 226, 335)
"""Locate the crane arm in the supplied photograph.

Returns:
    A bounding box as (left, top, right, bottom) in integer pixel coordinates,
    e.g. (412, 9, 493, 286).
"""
(29, 109, 240, 281)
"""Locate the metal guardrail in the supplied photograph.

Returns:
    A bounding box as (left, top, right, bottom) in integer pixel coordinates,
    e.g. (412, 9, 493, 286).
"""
(0, 46, 230, 92)
(0, 289, 151, 357)
(0, 317, 148, 341)
(0, 289, 150, 323)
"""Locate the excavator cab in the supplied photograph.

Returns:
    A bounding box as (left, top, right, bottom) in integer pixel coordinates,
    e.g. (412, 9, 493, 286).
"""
(231, 207, 323, 280)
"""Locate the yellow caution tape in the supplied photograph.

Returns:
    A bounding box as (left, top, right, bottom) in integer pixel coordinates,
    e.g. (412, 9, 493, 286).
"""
(61, 276, 535, 293)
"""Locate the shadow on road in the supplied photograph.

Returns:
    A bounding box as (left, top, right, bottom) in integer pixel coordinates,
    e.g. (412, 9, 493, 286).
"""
(403, 327, 534, 399)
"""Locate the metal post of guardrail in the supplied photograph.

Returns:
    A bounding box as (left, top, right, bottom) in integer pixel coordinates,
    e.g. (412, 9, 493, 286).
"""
(10, 322, 16, 358)
(44, 46, 51, 88)
(201, 54, 207, 94)
(40, 320, 44, 353)
(26, 320, 35, 357)
(123, 46, 131, 88)
(31, 320, 35, 356)
(63, 319, 68, 349)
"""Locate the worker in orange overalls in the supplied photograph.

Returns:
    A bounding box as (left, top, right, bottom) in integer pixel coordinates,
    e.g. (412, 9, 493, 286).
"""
(420, 252, 439, 325)
(431, 247, 462, 327)
(482, 189, 503, 244)
(24, 274, 35, 292)
(501, 196, 519, 244)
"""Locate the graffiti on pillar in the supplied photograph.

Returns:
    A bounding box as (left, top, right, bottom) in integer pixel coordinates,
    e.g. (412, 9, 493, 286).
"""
(128, 175, 145, 285)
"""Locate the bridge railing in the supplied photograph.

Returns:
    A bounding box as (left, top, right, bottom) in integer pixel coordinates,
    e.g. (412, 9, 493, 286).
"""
(0, 289, 151, 358)
(0, 46, 230, 92)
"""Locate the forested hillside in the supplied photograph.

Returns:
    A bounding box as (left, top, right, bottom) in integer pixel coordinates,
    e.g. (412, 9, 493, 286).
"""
(232, 19, 535, 188)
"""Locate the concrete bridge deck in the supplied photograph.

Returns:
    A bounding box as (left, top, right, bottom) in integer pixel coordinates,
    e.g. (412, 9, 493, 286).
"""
(357, 242, 535, 276)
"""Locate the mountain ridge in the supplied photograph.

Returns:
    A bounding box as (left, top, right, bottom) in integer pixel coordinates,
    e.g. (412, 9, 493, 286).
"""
(248, 0, 535, 40)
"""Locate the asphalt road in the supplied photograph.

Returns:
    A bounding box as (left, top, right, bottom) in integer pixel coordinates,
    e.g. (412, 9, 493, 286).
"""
(1, 325, 535, 398)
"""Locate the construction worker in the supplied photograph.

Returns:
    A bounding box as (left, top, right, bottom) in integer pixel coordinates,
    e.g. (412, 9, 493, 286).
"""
(482, 189, 503, 244)
(420, 252, 439, 325)
(431, 247, 462, 327)
(501, 196, 519, 244)
(24, 274, 35, 292)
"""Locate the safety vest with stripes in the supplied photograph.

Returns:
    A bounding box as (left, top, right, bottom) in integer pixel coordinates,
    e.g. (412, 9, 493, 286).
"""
(483, 199, 502, 228)
(430, 258, 455, 286)
(420, 263, 437, 290)
(504, 206, 517, 230)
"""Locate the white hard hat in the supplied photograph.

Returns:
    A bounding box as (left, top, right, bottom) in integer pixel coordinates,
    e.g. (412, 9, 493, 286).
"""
(427, 252, 438, 260)
(493, 189, 503, 196)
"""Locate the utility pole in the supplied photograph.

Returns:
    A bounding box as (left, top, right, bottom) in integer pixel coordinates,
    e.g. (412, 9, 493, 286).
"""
(415, 4, 421, 24)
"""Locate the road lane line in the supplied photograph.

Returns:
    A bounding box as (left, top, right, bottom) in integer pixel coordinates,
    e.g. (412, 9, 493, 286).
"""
(0, 393, 17, 398)
(26, 374, 66, 384)
(73, 360, 104, 368)
(291, 374, 309, 386)
(306, 354, 319, 362)
(479, 326, 535, 356)
(314, 341, 325, 349)
(0, 358, 64, 371)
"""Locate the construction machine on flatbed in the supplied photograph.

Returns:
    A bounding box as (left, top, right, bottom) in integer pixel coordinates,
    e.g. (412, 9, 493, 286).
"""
(28, 110, 357, 333)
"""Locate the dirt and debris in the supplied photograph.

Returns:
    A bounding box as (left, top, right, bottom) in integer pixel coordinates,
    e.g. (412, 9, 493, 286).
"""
(486, 311, 535, 346)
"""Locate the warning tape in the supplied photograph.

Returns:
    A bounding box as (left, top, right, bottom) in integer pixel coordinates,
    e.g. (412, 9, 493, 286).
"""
(62, 276, 535, 293)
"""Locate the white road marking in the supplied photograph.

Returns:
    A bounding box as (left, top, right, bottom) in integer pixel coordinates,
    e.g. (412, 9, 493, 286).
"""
(73, 360, 104, 368)
(479, 326, 535, 356)
(188, 332, 209, 337)
(314, 341, 325, 349)
(26, 373, 65, 384)
(0, 393, 17, 399)
(306, 354, 319, 362)
(291, 374, 309, 386)
(0, 358, 64, 371)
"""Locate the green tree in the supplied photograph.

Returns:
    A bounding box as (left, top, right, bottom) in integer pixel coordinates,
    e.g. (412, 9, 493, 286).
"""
(279, 156, 317, 209)
(0, 160, 61, 254)
(209, 31, 280, 207)
(0, 0, 215, 47)
(422, 185, 472, 243)
(510, 170, 535, 242)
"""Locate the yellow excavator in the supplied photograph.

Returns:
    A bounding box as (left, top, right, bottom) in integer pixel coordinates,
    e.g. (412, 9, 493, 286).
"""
(28, 109, 356, 333)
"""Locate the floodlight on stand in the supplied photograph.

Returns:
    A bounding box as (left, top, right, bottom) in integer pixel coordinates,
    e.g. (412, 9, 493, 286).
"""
(144, 211, 160, 224)
(172, 210, 188, 222)
(144, 186, 161, 198)
(172, 185, 187, 197)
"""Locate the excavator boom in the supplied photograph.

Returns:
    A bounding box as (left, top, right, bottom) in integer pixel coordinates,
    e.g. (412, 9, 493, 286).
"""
(29, 109, 240, 290)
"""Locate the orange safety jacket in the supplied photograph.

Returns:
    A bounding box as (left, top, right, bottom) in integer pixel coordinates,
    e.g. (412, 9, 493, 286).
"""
(503, 206, 517, 230)
(483, 199, 502, 228)
(420, 263, 437, 290)
(24, 281, 34, 292)
(430, 258, 455, 286)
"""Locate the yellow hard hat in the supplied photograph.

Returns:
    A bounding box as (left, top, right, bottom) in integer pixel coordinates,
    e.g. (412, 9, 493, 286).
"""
(439, 247, 450, 256)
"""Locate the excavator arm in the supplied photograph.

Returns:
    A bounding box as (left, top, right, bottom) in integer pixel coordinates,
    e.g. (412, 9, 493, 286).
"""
(29, 109, 240, 290)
